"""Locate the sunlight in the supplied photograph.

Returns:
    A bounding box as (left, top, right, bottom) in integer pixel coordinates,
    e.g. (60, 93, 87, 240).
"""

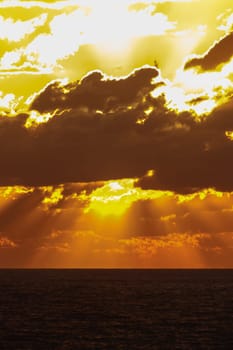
(0, 14, 47, 42)
(0, 186, 34, 214)
(225, 131, 233, 141)
(87, 179, 137, 217)
(86, 178, 173, 217)
(42, 187, 64, 207)
(151, 62, 233, 116)
(25, 110, 54, 128)
(66, 0, 175, 57)
(0, 0, 233, 270)
(0, 92, 16, 112)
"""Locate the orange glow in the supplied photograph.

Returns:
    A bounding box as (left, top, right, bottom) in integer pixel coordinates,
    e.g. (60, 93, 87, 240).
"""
(41, 187, 64, 207)
(87, 179, 172, 217)
(0, 1, 233, 268)
(0, 184, 232, 267)
(87, 180, 138, 217)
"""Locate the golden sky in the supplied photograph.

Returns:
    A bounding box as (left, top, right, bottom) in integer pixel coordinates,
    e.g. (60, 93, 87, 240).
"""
(0, 0, 233, 267)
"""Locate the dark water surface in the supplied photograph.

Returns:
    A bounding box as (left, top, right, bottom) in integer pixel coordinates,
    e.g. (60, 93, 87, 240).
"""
(0, 269, 232, 349)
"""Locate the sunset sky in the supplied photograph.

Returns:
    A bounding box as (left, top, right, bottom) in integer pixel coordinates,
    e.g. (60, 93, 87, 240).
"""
(0, 0, 233, 267)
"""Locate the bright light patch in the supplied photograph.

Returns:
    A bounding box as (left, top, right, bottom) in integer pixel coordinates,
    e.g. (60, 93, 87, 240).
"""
(218, 11, 233, 32)
(87, 179, 136, 217)
(42, 187, 64, 206)
(25, 110, 54, 128)
(12, 0, 176, 68)
(0, 92, 16, 111)
(0, 186, 33, 198)
(225, 131, 233, 141)
(0, 14, 47, 42)
(0, 51, 22, 70)
(146, 169, 155, 177)
(178, 188, 223, 203)
(109, 182, 124, 191)
(151, 58, 233, 116)
(86, 1, 175, 55)
(87, 178, 172, 217)
(0, 1, 79, 9)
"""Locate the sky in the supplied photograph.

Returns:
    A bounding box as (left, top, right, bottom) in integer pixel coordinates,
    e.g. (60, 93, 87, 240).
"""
(0, 0, 233, 267)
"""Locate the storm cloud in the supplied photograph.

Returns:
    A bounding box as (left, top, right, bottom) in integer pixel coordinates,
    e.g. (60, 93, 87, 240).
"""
(0, 67, 233, 193)
(30, 67, 159, 113)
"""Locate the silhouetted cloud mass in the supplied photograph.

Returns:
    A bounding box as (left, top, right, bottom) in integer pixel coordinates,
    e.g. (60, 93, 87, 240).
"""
(185, 31, 233, 71)
(0, 67, 233, 193)
(30, 67, 159, 113)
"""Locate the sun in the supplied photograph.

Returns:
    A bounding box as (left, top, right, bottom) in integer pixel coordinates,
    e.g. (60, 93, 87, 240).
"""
(86, 179, 137, 217)
(82, 0, 133, 55)
(86, 175, 172, 217)
(81, 0, 174, 56)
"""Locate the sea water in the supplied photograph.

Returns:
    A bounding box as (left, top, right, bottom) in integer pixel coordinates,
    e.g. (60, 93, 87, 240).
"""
(0, 269, 232, 349)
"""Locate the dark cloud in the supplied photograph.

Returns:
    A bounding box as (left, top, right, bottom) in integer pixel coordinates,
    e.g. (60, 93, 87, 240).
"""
(184, 31, 233, 71)
(30, 67, 159, 113)
(137, 99, 233, 193)
(187, 96, 209, 105)
(1, 67, 233, 193)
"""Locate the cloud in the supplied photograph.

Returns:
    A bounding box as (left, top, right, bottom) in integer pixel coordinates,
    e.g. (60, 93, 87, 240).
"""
(22, 11, 84, 67)
(0, 8, 85, 73)
(0, 236, 17, 248)
(0, 66, 233, 193)
(0, 91, 17, 112)
(0, 14, 47, 42)
(0, 182, 233, 267)
(185, 31, 233, 71)
(0, 2, 175, 74)
(137, 99, 233, 193)
(0, 1, 79, 10)
(86, 178, 172, 217)
(119, 232, 210, 255)
(30, 67, 159, 112)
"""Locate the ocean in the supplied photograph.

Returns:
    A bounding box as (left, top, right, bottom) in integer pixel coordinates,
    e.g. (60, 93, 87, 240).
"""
(0, 269, 232, 349)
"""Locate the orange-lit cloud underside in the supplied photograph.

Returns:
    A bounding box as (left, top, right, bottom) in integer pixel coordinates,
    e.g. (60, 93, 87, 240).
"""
(0, 0, 233, 267)
(0, 184, 233, 268)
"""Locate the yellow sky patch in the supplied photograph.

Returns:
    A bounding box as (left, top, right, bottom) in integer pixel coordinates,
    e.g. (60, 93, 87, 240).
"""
(0, 0, 232, 115)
